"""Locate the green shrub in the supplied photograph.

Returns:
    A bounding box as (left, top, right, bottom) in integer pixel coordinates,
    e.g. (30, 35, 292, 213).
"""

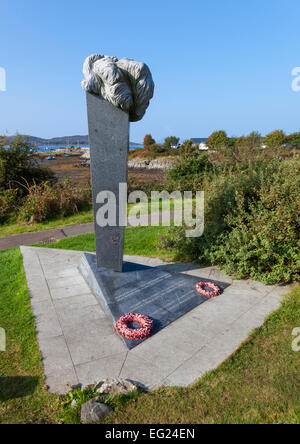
(21, 181, 91, 223)
(287, 132, 300, 148)
(168, 151, 214, 191)
(163, 157, 300, 284)
(178, 139, 199, 156)
(163, 136, 180, 149)
(127, 176, 167, 198)
(149, 144, 169, 154)
(0, 189, 19, 223)
(264, 130, 287, 148)
(206, 130, 229, 150)
(0, 135, 55, 193)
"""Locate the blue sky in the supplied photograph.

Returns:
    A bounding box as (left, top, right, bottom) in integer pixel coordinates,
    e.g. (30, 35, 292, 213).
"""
(1, 0, 300, 143)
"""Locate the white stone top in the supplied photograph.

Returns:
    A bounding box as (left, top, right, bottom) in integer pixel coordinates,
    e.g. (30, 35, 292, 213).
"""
(82, 54, 154, 122)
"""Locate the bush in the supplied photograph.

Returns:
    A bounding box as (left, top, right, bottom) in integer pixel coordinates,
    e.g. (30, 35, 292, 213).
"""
(129, 148, 151, 159)
(0, 135, 55, 193)
(143, 134, 156, 149)
(0, 189, 19, 223)
(127, 176, 167, 198)
(164, 136, 180, 149)
(206, 130, 229, 150)
(129, 145, 180, 160)
(264, 130, 287, 148)
(149, 144, 169, 154)
(163, 157, 300, 284)
(21, 181, 91, 223)
(168, 151, 214, 191)
(229, 131, 262, 150)
(208, 141, 287, 167)
(287, 132, 300, 148)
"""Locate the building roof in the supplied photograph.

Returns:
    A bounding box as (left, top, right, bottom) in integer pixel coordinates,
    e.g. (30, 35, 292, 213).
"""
(191, 138, 208, 144)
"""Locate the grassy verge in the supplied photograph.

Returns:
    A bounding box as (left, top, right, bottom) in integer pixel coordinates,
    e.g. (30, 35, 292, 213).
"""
(37, 226, 172, 260)
(0, 232, 299, 424)
(0, 248, 63, 424)
(0, 208, 94, 237)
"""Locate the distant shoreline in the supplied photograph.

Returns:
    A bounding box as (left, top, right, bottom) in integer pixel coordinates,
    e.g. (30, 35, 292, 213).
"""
(36, 145, 143, 153)
(5, 134, 143, 148)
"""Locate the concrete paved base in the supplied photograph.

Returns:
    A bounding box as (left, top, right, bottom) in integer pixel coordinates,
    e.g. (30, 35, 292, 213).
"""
(21, 246, 290, 394)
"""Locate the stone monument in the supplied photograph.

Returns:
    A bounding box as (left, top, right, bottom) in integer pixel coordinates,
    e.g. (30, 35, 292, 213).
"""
(79, 53, 227, 349)
(82, 54, 154, 271)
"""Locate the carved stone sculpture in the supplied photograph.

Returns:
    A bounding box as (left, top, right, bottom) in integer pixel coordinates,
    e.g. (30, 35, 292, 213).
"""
(82, 54, 154, 122)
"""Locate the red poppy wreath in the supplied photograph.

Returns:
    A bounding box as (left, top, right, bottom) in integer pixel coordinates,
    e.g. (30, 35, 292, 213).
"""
(115, 313, 154, 340)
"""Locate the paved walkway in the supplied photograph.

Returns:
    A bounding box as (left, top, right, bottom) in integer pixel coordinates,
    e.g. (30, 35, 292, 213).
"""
(0, 223, 94, 251)
(0, 210, 180, 250)
(21, 246, 290, 394)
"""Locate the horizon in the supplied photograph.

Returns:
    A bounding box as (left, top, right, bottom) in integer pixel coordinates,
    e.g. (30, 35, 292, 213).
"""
(1, 1, 300, 142)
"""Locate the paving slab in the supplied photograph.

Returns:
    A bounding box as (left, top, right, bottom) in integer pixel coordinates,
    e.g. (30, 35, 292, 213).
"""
(21, 246, 292, 394)
(75, 353, 128, 387)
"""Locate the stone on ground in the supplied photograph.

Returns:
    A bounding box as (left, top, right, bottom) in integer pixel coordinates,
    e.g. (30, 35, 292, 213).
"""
(80, 399, 113, 424)
(96, 378, 140, 396)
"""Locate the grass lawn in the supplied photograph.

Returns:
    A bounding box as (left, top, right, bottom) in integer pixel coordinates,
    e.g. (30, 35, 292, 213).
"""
(0, 248, 63, 423)
(0, 208, 94, 238)
(37, 226, 172, 259)
(0, 230, 299, 424)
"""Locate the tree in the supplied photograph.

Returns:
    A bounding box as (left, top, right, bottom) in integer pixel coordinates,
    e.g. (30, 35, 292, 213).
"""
(143, 134, 156, 149)
(264, 130, 286, 148)
(206, 130, 229, 150)
(0, 135, 54, 192)
(287, 132, 300, 148)
(164, 136, 180, 149)
(179, 140, 199, 158)
(229, 131, 262, 149)
(245, 131, 262, 148)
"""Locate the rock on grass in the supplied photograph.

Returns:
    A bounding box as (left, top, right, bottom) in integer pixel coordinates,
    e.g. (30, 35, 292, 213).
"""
(80, 399, 113, 424)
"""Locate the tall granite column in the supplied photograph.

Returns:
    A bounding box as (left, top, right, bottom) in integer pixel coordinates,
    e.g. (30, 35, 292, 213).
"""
(86, 92, 129, 272)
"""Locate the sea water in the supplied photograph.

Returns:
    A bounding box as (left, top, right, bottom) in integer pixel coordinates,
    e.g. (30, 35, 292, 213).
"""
(37, 145, 142, 152)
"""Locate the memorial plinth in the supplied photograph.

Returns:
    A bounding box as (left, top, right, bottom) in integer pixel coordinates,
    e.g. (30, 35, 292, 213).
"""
(87, 92, 129, 272)
(78, 253, 227, 349)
